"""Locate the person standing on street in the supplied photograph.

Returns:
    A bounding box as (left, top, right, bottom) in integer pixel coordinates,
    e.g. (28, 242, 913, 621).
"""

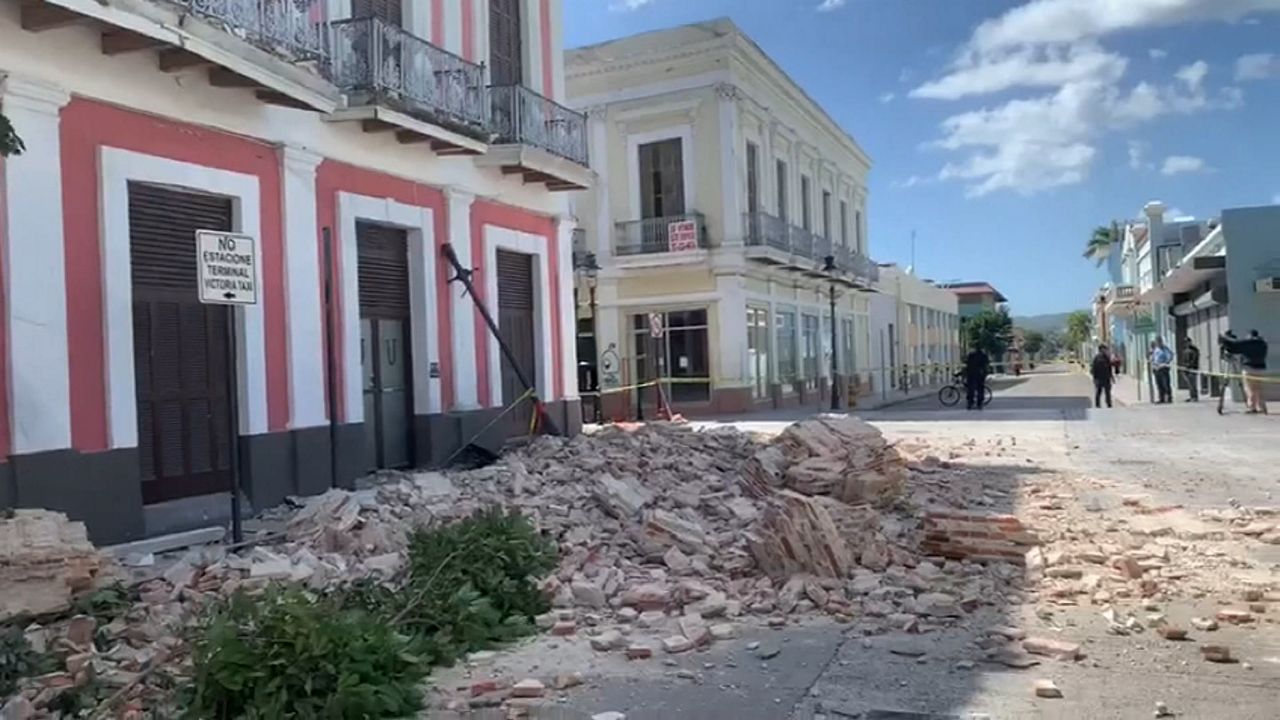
(1091, 344, 1114, 408)
(1181, 338, 1200, 402)
(964, 346, 990, 411)
(1151, 337, 1174, 404)
(1221, 330, 1270, 414)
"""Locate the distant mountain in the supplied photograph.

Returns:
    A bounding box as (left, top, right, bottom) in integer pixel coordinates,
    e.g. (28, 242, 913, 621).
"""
(1012, 312, 1078, 334)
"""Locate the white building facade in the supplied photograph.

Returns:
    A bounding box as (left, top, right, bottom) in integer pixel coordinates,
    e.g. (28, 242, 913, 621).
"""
(566, 19, 878, 417)
(0, 0, 589, 542)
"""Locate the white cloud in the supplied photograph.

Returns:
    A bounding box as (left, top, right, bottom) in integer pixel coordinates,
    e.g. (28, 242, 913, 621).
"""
(910, 42, 1127, 100)
(608, 0, 653, 9)
(1236, 53, 1280, 80)
(909, 0, 1272, 196)
(879, 92, 896, 103)
(969, 0, 1280, 51)
(1271, 193, 1280, 204)
(1161, 155, 1209, 175)
(1149, 48, 1168, 60)
(817, 0, 847, 10)
(893, 175, 933, 189)
(1128, 140, 1151, 170)
(1175, 60, 1208, 91)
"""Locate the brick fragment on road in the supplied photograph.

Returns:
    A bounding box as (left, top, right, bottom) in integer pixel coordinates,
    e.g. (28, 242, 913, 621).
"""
(1216, 608, 1254, 625)
(1190, 617, 1218, 632)
(662, 636, 693, 654)
(511, 679, 545, 698)
(1033, 679, 1063, 698)
(1022, 637, 1082, 661)
(1200, 645, 1235, 663)
(625, 644, 653, 660)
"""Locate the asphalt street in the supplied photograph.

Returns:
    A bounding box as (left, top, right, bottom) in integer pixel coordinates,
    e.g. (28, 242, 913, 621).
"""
(446, 368, 1280, 720)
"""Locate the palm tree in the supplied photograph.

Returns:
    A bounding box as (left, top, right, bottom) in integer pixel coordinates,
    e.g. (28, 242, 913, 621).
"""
(1083, 225, 1115, 266)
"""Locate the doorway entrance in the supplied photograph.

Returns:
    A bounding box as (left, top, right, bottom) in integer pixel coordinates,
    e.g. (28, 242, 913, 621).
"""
(357, 222, 414, 470)
(129, 183, 235, 504)
(496, 250, 538, 429)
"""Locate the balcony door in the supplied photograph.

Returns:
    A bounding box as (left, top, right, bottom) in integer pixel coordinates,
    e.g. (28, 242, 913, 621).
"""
(490, 0, 524, 86)
(352, 0, 401, 23)
(636, 138, 685, 253)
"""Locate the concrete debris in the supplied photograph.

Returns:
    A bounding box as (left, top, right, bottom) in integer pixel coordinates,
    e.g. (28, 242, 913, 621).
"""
(1033, 679, 1063, 699)
(1200, 645, 1235, 663)
(0, 510, 109, 622)
(1022, 637, 1083, 661)
(510, 678, 545, 698)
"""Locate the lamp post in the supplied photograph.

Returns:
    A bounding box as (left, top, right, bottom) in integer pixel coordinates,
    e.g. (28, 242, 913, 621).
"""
(823, 254, 840, 411)
(576, 251, 601, 422)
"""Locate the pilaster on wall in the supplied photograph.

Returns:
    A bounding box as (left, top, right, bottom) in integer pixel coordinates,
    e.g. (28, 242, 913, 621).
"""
(716, 274, 748, 389)
(1, 75, 72, 454)
(445, 187, 478, 410)
(280, 146, 326, 429)
(555, 215, 578, 400)
(716, 83, 743, 246)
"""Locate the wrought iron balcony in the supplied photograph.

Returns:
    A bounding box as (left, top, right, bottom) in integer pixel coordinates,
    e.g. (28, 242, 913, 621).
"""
(743, 211, 792, 253)
(175, 0, 328, 63)
(744, 212, 877, 284)
(614, 212, 709, 257)
(489, 84, 589, 166)
(328, 17, 487, 136)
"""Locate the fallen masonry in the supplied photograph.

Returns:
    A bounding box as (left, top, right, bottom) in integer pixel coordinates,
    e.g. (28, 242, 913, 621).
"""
(16, 415, 1270, 716)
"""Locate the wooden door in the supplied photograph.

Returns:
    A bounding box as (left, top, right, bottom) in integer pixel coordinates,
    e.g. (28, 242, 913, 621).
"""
(489, 0, 523, 86)
(357, 222, 414, 470)
(129, 183, 234, 504)
(496, 250, 537, 429)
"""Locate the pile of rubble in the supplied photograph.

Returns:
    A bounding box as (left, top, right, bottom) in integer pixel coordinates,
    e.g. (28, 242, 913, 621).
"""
(0, 417, 1046, 718)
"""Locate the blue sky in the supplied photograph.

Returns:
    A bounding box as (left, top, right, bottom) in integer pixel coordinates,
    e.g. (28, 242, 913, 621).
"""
(564, 0, 1280, 316)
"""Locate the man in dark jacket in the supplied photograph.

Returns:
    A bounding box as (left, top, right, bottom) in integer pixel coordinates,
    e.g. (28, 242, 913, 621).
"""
(1181, 339, 1200, 401)
(964, 346, 990, 410)
(1091, 344, 1114, 408)
(1221, 330, 1269, 414)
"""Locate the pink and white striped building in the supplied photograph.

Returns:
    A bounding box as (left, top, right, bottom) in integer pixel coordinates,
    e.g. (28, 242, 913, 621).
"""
(0, 0, 589, 542)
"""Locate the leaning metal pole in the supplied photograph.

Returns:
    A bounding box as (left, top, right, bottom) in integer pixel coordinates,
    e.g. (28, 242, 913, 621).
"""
(440, 243, 559, 435)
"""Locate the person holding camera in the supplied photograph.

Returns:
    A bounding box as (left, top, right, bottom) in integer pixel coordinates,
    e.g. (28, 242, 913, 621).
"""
(1220, 330, 1269, 414)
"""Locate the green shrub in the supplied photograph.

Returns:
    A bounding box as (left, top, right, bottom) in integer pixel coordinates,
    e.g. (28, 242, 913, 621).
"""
(184, 588, 426, 720)
(391, 508, 558, 665)
(0, 625, 54, 698)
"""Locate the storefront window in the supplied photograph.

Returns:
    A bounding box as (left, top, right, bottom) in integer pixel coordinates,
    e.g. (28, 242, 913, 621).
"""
(802, 314, 819, 389)
(776, 310, 797, 383)
(631, 309, 711, 403)
(747, 306, 771, 399)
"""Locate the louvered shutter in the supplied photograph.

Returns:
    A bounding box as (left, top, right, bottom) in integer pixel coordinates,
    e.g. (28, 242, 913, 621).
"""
(352, 0, 402, 24)
(489, 0, 523, 86)
(356, 223, 410, 318)
(129, 183, 233, 504)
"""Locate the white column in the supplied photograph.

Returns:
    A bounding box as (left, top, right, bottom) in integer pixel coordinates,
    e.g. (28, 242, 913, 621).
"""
(522, 0, 544, 92)
(589, 110, 611, 262)
(716, 84, 742, 246)
(556, 215, 578, 401)
(765, 279, 779, 383)
(280, 146, 326, 428)
(403, 0, 431, 41)
(1, 76, 71, 454)
(547, 0, 565, 101)
(715, 274, 747, 389)
(441, 0, 462, 57)
(444, 188, 478, 409)
(595, 279, 622, 391)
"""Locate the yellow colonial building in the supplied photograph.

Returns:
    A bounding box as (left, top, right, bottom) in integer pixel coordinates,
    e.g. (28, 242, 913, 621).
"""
(567, 18, 878, 417)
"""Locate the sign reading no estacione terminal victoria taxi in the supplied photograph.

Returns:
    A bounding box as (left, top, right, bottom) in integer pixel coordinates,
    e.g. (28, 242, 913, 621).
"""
(196, 230, 259, 306)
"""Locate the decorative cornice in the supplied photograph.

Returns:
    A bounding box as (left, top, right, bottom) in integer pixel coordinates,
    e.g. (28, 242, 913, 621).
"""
(714, 82, 741, 101)
(0, 75, 70, 116)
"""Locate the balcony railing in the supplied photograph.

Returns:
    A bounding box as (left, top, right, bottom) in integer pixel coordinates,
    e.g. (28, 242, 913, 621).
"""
(328, 17, 487, 134)
(1157, 244, 1184, 278)
(614, 212, 708, 256)
(175, 0, 328, 62)
(489, 84, 588, 165)
(1108, 284, 1137, 302)
(744, 211, 878, 283)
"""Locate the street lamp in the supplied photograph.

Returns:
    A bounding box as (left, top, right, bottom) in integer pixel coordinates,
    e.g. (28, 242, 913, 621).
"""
(576, 251, 601, 422)
(823, 254, 840, 411)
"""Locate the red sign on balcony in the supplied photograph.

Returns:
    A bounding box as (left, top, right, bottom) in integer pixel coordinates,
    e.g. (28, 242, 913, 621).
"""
(667, 220, 699, 252)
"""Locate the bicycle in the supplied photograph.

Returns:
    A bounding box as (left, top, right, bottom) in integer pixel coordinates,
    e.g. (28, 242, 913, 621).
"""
(938, 373, 993, 407)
